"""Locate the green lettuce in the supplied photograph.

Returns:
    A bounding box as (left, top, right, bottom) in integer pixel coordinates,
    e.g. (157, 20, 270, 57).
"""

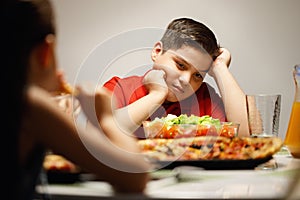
(150, 114, 221, 128)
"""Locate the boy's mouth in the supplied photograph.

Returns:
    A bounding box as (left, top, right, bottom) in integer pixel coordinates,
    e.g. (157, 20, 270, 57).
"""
(172, 84, 184, 94)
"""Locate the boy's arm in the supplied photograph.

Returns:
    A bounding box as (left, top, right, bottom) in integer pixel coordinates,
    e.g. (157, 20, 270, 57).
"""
(109, 70, 168, 135)
(209, 48, 249, 136)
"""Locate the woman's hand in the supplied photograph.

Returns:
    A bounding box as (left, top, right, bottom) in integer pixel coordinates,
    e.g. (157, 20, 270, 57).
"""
(53, 94, 80, 118)
(76, 84, 114, 128)
(49, 69, 75, 96)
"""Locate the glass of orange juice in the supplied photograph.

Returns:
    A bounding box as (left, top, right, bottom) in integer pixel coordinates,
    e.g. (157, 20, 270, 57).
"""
(284, 65, 300, 158)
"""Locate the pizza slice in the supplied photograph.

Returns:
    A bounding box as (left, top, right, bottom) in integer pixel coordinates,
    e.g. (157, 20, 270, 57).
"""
(43, 154, 80, 173)
(61, 82, 73, 94)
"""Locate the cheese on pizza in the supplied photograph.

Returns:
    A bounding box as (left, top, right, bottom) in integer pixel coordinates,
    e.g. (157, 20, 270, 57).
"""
(138, 136, 283, 161)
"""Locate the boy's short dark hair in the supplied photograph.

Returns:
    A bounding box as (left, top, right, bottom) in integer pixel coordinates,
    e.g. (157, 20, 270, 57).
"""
(160, 18, 220, 60)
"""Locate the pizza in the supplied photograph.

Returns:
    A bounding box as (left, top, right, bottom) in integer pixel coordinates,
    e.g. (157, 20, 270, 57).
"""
(137, 136, 283, 161)
(61, 82, 76, 95)
(43, 154, 79, 173)
(51, 82, 77, 96)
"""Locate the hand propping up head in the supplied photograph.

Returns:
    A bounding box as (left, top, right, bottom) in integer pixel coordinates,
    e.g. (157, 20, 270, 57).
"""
(143, 69, 168, 98)
(208, 47, 232, 78)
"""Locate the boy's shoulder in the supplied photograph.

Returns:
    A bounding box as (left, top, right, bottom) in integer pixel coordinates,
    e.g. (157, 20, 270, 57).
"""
(103, 75, 144, 91)
(105, 75, 144, 84)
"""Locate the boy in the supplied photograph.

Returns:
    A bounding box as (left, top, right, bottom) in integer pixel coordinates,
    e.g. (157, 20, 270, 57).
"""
(103, 17, 248, 137)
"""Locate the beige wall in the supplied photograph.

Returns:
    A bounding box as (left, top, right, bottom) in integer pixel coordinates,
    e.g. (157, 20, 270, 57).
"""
(52, 0, 300, 139)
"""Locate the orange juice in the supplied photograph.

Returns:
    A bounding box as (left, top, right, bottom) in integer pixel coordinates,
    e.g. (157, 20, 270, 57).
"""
(284, 102, 300, 158)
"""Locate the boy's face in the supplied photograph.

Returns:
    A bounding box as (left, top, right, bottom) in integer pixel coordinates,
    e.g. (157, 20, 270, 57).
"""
(152, 42, 212, 102)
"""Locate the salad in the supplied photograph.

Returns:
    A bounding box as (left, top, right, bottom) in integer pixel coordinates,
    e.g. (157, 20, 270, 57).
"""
(143, 114, 239, 138)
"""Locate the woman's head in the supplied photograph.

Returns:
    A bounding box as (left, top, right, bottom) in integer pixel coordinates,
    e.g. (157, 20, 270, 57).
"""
(6, 0, 59, 92)
(11, 0, 56, 53)
(1, 0, 56, 197)
(3, 0, 57, 89)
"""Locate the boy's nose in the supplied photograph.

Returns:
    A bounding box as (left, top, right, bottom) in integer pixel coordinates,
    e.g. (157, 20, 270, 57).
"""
(178, 73, 192, 85)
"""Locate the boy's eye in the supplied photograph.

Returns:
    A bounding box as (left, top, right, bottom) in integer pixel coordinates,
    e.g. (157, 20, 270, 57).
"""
(194, 73, 203, 80)
(176, 62, 185, 69)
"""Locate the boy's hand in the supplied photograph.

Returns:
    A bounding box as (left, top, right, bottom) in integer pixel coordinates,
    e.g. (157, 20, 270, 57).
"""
(143, 69, 168, 97)
(208, 48, 231, 77)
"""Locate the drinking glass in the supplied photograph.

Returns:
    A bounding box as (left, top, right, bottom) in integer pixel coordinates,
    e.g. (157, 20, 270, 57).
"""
(246, 94, 281, 137)
(246, 94, 281, 170)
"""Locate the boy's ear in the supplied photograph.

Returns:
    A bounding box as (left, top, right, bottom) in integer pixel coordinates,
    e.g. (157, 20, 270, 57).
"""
(151, 41, 163, 61)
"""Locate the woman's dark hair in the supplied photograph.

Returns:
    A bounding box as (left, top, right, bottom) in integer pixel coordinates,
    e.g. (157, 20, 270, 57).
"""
(160, 18, 220, 60)
(1, 0, 55, 198)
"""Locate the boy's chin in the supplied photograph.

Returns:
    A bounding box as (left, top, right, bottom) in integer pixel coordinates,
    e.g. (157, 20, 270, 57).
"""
(166, 93, 187, 102)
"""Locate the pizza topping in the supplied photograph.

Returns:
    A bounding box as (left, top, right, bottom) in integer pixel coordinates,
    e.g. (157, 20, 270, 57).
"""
(138, 136, 283, 161)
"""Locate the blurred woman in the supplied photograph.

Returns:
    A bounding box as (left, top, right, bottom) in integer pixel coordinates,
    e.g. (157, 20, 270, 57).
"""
(1, 0, 150, 199)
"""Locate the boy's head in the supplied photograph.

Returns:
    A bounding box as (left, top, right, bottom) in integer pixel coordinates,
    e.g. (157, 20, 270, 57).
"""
(151, 18, 220, 102)
(160, 18, 220, 60)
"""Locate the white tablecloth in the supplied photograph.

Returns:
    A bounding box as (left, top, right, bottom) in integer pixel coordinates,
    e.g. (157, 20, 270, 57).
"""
(36, 153, 300, 200)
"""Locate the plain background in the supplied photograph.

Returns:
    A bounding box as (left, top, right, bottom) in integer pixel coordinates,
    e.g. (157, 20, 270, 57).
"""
(51, 0, 300, 140)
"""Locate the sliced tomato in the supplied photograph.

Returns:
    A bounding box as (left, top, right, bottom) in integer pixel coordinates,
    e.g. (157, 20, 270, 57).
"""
(220, 126, 235, 137)
(196, 125, 209, 136)
(163, 126, 179, 139)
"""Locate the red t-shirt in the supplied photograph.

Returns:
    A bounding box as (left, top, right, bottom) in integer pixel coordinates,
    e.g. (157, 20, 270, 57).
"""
(103, 75, 226, 138)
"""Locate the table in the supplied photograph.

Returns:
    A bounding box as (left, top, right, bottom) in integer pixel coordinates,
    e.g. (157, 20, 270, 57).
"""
(35, 151, 300, 200)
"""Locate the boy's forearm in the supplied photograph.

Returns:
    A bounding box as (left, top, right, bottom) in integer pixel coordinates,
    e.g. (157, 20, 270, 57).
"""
(113, 91, 166, 134)
(213, 65, 250, 136)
